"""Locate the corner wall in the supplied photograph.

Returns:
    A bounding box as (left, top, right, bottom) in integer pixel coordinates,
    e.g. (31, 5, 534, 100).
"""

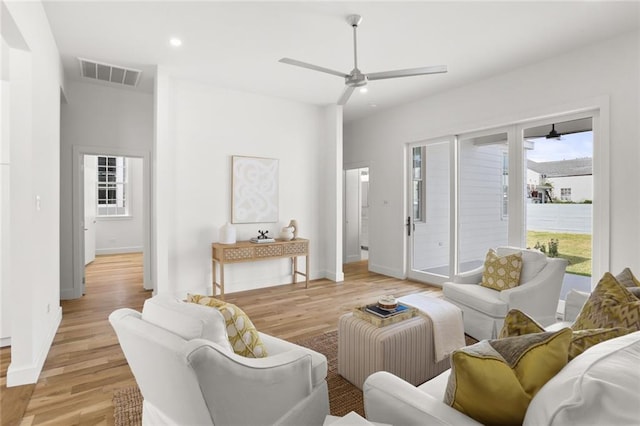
(344, 31, 640, 280)
(3, 0, 63, 386)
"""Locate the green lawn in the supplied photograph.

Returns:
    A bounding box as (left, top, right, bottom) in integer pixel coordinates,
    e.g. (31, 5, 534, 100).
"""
(527, 231, 592, 276)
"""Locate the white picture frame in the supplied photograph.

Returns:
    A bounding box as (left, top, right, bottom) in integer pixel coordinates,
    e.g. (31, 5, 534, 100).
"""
(231, 156, 279, 224)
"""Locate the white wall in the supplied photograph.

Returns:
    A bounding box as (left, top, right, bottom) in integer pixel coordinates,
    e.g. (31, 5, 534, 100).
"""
(94, 156, 144, 254)
(161, 78, 330, 296)
(548, 175, 592, 202)
(60, 81, 153, 298)
(3, 0, 63, 386)
(344, 31, 640, 279)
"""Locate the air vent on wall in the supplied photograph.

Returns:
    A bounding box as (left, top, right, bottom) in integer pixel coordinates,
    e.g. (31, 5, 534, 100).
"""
(78, 58, 141, 87)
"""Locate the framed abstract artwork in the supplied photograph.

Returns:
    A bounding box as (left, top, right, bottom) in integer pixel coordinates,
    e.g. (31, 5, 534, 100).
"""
(231, 156, 279, 223)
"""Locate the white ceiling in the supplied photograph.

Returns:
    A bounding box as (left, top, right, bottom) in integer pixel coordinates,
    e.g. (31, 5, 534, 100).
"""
(42, 1, 640, 122)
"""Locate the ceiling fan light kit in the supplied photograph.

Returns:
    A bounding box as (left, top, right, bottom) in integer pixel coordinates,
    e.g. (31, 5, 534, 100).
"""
(279, 14, 447, 105)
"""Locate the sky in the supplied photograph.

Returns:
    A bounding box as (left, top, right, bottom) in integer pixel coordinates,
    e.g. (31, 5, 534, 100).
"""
(526, 131, 593, 162)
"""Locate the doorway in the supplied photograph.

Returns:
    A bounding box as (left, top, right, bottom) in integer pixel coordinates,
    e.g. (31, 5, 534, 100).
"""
(344, 167, 369, 264)
(72, 146, 151, 299)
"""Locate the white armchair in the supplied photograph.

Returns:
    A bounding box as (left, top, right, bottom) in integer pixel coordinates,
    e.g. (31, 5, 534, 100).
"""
(442, 246, 568, 340)
(109, 295, 329, 426)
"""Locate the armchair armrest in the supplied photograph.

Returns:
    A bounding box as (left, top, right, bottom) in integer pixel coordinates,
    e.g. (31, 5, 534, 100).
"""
(363, 372, 482, 426)
(452, 266, 484, 284)
(186, 339, 316, 426)
(563, 289, 590, 322)
(499, 258, 568, 324)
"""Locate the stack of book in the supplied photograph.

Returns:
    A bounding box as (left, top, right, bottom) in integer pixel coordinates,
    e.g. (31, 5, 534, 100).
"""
(353, 303, 417, 327)
(250, 238, 275, 244)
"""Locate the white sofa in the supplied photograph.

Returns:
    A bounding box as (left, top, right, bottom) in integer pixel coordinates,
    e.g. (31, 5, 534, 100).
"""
(109, 295, 330, 426)
(442, 246, 568, 340)
(363, 291, 640, 425)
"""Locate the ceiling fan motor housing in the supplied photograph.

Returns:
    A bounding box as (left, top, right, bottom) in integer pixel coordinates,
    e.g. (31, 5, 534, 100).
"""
(346, 69, 367, 87)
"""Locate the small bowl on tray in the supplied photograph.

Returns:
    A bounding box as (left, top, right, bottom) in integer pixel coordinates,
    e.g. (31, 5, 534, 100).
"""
(377, 295, 398, 311)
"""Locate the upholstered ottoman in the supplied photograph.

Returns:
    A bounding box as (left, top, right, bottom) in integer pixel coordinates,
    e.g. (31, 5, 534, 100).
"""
(337, 312, 451, 390)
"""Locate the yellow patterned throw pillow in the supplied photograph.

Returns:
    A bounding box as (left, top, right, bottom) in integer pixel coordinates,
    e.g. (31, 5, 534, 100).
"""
(500, 309, 631, 361)
(572, 273, 640, 332)
(480, 249, 523, 290)
(444, 328, 572, 425)
(187, 294, 268, 358)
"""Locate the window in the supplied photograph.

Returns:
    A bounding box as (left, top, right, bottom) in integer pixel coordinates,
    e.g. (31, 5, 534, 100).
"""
(97, 156, 128, 216)
(412, 146, 425, 221)
(560, 187, 572, 201)
(502, 151, 508, 218)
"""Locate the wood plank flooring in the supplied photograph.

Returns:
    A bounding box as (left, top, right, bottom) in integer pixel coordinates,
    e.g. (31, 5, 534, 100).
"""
(2, 253, 438, 425)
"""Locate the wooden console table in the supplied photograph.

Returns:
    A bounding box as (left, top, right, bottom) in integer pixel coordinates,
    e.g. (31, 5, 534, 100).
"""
(211, 238, 309, 298)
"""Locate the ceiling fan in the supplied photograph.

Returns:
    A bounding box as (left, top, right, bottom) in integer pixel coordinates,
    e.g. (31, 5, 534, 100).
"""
(546, 124, 563, 140)
(279, 14, 447, 106)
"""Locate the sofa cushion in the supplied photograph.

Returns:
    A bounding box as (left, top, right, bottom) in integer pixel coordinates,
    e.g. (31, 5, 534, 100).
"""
(443, 283, 509, 317)
(141, 295, 233, 352)
(500, 309, 631, 361)
(444, 328, 572, 425)
(187, 294, 267, 358)
(572, 272, 640, 331)
(523, 331, 640, 426)
(480, 249, 523, 290)
(496, 246, 547, 284)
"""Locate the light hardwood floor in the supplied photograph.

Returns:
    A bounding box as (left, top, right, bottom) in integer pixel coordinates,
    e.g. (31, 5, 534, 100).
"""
(2, 253, 438, 425)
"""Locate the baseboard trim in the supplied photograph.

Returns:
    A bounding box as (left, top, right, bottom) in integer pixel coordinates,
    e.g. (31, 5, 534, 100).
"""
(95, 246, 143, 255)
(6, 306, 62, 387)
(369, 263, 405, 280)
(0, 336, 11, 347)
(325, 270, 345, 283)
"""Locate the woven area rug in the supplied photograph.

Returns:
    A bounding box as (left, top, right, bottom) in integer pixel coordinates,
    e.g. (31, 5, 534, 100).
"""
(112, 330, 363, 425)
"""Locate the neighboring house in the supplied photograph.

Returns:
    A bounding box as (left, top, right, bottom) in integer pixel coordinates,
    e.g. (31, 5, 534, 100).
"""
(527, 158, 593, 203)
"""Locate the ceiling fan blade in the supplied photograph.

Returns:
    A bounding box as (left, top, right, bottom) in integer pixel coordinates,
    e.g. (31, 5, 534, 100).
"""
(337, 86, 356, 105)
(367, 65, 447, 81)
(279, 58, 348, 78)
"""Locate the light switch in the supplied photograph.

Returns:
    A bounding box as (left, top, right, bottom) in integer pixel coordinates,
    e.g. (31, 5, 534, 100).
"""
(36, 195, 41, 211)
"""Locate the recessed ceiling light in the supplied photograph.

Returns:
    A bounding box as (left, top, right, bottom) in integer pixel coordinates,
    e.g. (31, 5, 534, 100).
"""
(359, 87, 368, 94)
(369, 103, 377, 108)
(169, 37, 182, 47)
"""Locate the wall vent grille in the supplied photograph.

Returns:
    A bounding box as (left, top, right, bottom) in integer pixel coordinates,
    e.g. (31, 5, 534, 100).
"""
(78, 58, 141, 87)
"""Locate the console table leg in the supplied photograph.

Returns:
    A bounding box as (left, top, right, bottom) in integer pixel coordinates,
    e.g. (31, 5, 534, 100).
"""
(293, 257, 298, 284)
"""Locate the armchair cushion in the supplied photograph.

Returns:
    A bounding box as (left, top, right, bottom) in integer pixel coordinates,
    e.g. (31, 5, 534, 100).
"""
(444, 283, 509, 317)
(444, 328, 572, 425)
(500, 308, 631, 361)
(480, 249, 523, 290)
(572, 273, 640, 331)
(188, 294, 268, 358)
(142, 295, 232, 352)
(496, 246, 547, 283)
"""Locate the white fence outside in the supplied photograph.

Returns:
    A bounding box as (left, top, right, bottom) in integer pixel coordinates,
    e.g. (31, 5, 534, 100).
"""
(527, 203, 592, 234)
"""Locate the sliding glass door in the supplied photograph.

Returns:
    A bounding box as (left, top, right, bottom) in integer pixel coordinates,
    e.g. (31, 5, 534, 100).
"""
(457, 129, 513, 274)
(407, 139, 452, 284)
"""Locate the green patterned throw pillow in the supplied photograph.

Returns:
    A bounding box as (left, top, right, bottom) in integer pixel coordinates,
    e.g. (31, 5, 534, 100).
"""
(187, 294, 268, 358)
(616, 268, 640, 299)
(500, 308, 632, 360)
(480, 249, 523, 290)
(572, 273, 640, 332)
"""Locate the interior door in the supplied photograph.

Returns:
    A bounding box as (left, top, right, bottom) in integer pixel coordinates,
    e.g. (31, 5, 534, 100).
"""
(407, 139, 452, 284)
(83, 155, 96, 266)
(344, 168, 361, 263)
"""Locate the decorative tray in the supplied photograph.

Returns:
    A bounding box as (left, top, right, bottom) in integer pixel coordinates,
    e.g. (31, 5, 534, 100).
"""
(353, 303, 417, 327)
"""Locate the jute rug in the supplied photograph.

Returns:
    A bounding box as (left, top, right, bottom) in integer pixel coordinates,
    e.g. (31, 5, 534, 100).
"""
(112, 330, 363, 425)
